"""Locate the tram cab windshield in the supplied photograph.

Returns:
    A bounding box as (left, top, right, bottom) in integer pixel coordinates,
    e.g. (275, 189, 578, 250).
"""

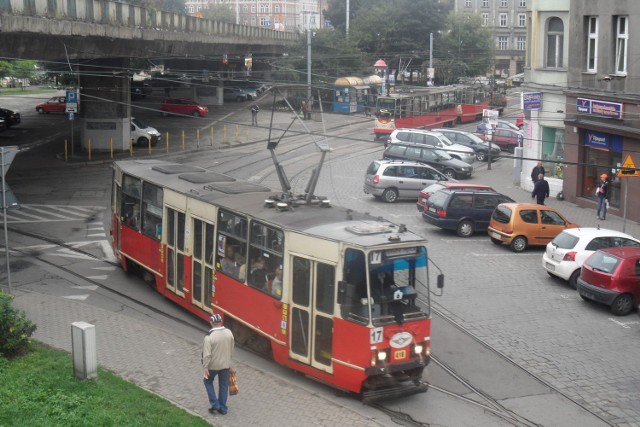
(340, 246, 429, 326)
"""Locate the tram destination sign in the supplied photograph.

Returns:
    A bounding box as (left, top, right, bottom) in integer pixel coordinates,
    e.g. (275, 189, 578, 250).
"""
(577, 98, 623, 119)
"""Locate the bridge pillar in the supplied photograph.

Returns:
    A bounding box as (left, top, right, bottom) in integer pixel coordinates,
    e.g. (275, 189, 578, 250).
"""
(79, 60, 131, 152)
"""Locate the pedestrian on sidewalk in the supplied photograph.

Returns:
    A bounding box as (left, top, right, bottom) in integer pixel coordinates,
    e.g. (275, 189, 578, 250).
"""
(531, 173, 549, 205)
(596, 173, 610, 220)
(250, 103, 259, 126)
(203, 314, 235, 415)
(531, 161, 545, 183)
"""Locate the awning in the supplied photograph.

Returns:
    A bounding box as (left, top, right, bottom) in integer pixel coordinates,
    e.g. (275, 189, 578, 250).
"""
(564, 118, 640, 139)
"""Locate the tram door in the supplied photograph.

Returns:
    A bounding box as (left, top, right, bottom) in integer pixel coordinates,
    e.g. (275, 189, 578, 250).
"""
(166, 207, 186, 297)
(289, 255, 336, 373)
(191, 218, 214, 312)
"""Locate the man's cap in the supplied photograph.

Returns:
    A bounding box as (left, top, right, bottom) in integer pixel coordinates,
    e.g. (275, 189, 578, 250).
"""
(600, 173, 608, 179)
(210, 314, 222, 324)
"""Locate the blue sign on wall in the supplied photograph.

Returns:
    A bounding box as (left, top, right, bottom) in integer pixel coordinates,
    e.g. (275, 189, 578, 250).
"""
(577, 98, 623, 119)
(522, 92, 541, 110)
(584, 130, 623, 152)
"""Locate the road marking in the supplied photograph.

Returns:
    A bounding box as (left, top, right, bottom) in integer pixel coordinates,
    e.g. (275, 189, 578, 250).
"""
(608, 318, 640, 329)
(470, 252, 541, 257)
(57, 248, 95, 260)
(72, 285, 99, 290)
(86, 275, 108, 280)
(62, 294, 90, 301)
(0, 204, 104, 223)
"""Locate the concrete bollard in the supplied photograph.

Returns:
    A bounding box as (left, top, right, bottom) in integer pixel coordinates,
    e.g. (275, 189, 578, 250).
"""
(71, 321, 97, 380)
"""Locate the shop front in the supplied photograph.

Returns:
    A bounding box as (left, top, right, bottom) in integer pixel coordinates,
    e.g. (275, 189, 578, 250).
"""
(564, 96, 640, 223)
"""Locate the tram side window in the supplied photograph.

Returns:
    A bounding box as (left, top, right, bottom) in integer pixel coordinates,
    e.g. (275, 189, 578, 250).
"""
(141, 183, 163, 241)
(247, 221, 284, 298)
(315, 263, 335, 315)
(216, 210, 247, 281)
(340, 249, 368, 322)
(121, 175, 142, 231)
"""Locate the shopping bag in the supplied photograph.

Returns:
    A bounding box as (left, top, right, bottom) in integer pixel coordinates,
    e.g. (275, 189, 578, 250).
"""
(229, 368, 239, 396)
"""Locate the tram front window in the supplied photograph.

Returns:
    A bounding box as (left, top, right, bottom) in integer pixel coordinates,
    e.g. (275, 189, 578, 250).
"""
(341, 247, 429, 325)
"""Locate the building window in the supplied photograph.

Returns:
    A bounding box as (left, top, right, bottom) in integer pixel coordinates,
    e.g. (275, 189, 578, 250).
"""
(251, 5, 255, 13)
(500, 0, 508, 7)
(519, 0, 526, 7)
(586, 16, 598, 72)
(498, 36, 509, 51)
(189, 5, 194, 13)
(615, 16, 628, 74)
(274, 5, 279, 13)
(243, 5, 248, 13)
(546, 17, 564, 68)
(260, 3, 268, 13)
(516, 36, 526, 51)
(481, 13, 489, 26)
(465, 0, 471, 6)
(518, 13, 526, 27)
(482, 0, 488, 7)
(499, 13, 508, 27)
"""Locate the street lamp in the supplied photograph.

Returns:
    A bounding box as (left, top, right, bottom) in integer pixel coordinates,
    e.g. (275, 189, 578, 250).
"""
(374, 59, 388, 95)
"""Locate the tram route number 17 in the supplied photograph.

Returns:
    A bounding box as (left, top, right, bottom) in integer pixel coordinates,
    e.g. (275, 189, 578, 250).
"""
(371, 327, 383, 344)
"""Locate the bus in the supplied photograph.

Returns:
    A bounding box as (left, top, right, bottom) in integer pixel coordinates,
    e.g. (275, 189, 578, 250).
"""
(373, 85, 500, 140)
(111, 156, 444, 401)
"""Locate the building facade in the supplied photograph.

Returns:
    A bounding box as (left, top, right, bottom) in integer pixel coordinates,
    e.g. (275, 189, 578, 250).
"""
(561, 0, 640, 223)
(454, 0, 528, 77)
(521, 0, 569, 196)
(186, 0, 321, 32)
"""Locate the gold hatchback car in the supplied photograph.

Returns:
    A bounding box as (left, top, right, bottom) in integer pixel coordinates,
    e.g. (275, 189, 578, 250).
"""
(488, 203, 579, 252)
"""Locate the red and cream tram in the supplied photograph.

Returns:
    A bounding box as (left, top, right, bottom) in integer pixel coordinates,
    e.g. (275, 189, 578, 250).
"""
(111, 159, 443, 401)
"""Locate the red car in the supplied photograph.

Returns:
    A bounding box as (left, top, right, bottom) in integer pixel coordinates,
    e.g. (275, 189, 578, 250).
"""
(477, 128, 523, 153)
(36, 96, 66, 114)
(160, 98, 208, 117)
(577, 247, 640, 316)
(417, 182, 494, 213)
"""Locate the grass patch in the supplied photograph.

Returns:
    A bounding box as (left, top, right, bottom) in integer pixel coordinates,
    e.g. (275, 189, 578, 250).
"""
(0, 88, 58, 96)
(0, 342, 211, 427)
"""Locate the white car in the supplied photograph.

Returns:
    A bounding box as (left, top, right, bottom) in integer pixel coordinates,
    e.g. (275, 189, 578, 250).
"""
(131, 117, 162, 147)
(387, 128, 476, 164)
(542, 227, 640, 288)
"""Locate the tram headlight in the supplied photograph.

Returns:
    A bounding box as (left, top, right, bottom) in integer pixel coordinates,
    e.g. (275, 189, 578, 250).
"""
(377, 351, 387, 361)
(414, 344, 423, 355)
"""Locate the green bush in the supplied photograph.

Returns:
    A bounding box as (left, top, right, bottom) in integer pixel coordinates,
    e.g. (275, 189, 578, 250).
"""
(0, 292, 37, 358)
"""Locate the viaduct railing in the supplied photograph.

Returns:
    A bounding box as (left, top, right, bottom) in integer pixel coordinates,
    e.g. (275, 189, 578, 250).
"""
(0, 0, 297, 42)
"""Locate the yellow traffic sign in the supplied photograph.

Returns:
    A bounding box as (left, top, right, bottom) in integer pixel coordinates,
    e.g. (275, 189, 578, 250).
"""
(617, 154, 639, 177)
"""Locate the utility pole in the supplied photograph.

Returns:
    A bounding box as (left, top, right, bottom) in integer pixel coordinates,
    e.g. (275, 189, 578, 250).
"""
(346, 0, 350, 39)
(307, 26, 312, 102)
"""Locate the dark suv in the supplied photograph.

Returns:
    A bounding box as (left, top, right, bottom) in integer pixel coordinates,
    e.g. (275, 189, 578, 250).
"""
(422, 188, 514, 237)
(383, 142, 473, 179)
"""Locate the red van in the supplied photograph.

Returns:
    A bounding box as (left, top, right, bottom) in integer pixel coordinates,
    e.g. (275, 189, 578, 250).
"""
(577, 247, 640, 316)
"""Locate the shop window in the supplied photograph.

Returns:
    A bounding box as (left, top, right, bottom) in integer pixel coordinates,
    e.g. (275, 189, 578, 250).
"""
(541, 127, 565, 179)
(582, 133, 622, 209)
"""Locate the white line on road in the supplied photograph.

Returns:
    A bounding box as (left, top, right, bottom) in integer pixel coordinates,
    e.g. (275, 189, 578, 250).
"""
(470, 252, 541, 257)
(62, 294, 90, 301)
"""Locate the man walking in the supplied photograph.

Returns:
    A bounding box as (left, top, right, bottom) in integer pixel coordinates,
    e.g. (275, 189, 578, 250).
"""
(531, 173, 550, 205)
(250, 103, 259, 126)
(531, 161, 545, 183)
(203, 314, 235, 415)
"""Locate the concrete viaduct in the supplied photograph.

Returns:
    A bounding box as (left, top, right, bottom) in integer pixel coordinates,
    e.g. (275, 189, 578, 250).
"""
(0, 0, 297, 150)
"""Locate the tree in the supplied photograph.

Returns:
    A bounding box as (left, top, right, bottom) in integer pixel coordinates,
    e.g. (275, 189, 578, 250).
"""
(324, 0, 450, 81)
(437, 12, 495, 83)
(272, 29, 371, 86)
(201, 4, 235, 23)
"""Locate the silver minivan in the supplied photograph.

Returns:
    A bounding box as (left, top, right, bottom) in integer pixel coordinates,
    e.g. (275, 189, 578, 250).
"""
(363, 159, 456, 203)
(387, 128, 476, 164)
